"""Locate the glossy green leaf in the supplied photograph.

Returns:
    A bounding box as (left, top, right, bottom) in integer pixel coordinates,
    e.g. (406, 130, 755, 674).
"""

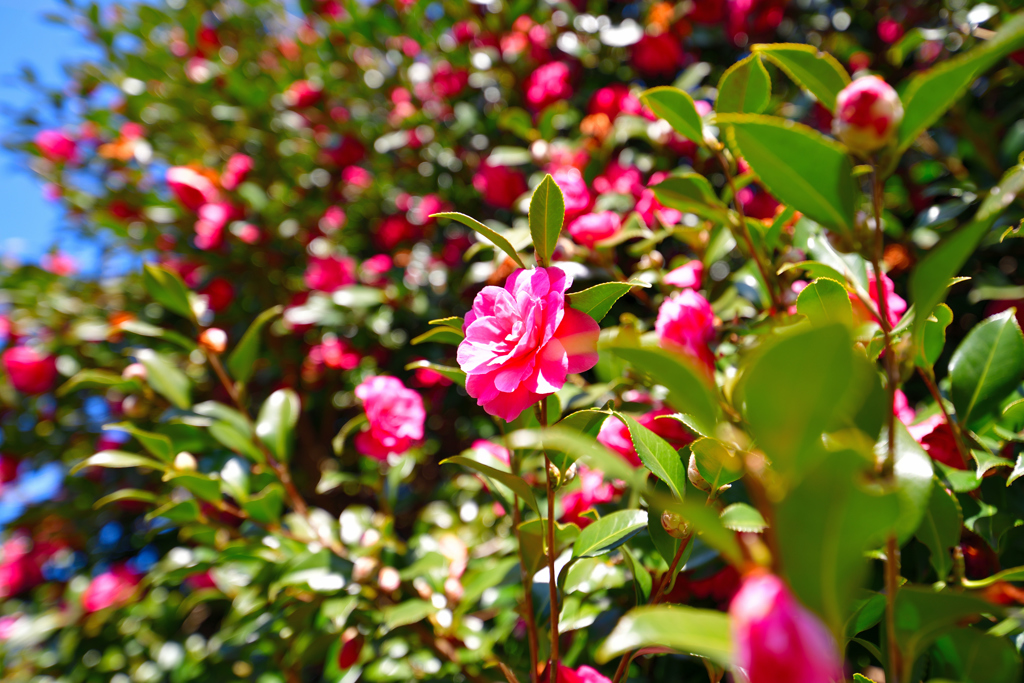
(410, 326, 464, 345)
(689, 437, 743, 490)
(651, 173, 728, 221)
(143, 262, 195, 321)
(949, 310, 1024, 426)
(920, 303, 954, 369)
(716, 54, 771, 114)
(931, 628, 1022, 683)
(227, 305, 282, 384)
(255, 388, 300, 463)
(572, 509, 648, 559)
(614, 412, 687, 500)
(208, 420, 264, 464)
(796, 277, 854, 326)
(752, 43, 850, 111)
(57, 369, 140, 396)
(403, 360, 466, 386)
(518, 518, 580, 575)
(621, 546, 652, 604)
(147, 499, 200, 524)
(432, 212, 526, 268)
(567, 280, 650, 323)
(136, 348, 191, 409)
(443, 455, 539, 515)
(104, 422, 174, 462)
(165, 472, 221, 503)
(94, 489, 158, 509)
(719, 503, 767, 532)
(243, 483, 285, 524)
(508, 427, 643, 488)
(595, 605, 732, 666)
(118, 319, 198, 351)
(528, 173, 565, 268)
(719, 114, 856, 233)
(914, 479, 962, 582)
(876, 421, 935, 543)
(639, 86, 704, 143)
(71, 450, 166, 475)
(382, 600, 435, 629)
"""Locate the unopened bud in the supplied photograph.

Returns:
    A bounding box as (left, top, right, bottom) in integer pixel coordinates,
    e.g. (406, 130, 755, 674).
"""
(122, 363, 147, 381)
(198, 327, 228, 354)
(174, 451, 197, 471)
(833, 76, 903, 154)
(337, 627, 364, 669)
(661, 510, 691, 539)
(688, 453, 712, 492)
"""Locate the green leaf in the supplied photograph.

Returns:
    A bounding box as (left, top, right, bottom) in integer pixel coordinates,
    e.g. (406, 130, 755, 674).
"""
(147, 499, 200, 524)
(764, 205, 796, 250)
(94, 489, 158, 509)
(716, 54, 771, 114)
(657, 497, 745, 567)
(777, 260, 846, 284)
(639, 87, 704, 143)
(595, 605, 732, 666)
(528, 174, 565, 267)
(143, 262, 195, 321)
(410, 326, 464, 346)
(403, 360, 466, 386)
(567, 280, 650, 323)
(651, 173, 728, 221)
(911, 164, 1024, 357)
(242, 483, 285, 524)
(104, 423, 174, 462)
(914, 479, 962, 582)
(165, 473, 221, 503)
(255, 389, 300, 463)
(613, 412, 687, 500)
(752, 43, 851, 111)
(429, 316, 464, 330)
(57, 369, 140, 396)
(796, 277, 854, 326)
(719, 503, 767, 532)
(431, 212, 525, 268)
(621, 546, 652, 604)
(931, 628, 1022, 683)
(897, 13, 1024, 154)
(136, 348, 191, 409)
(208, 421, 264, 464)
(382, 600, 435, 630)
(572, 509, 648, 559)
(227, 305, 282, 385)
(193, 401, 252, 435)
(949, 309, 1024, 427)
(877, 421, 936, 544)
(689, 437, 743, 490)
(442, 455, 540, 515)
(920, 303, 955, 369)
(518, 518, 580, 575)
(117, 319, 197, 351)
(71, 450, 166, 475)
(508, 427, 645, 490)
(718, 114, 856, 233)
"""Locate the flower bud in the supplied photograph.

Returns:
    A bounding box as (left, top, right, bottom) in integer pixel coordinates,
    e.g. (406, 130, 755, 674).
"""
(729, 571, 843, 683)
(337, 627, 363, 669)
(174, 452, 197, 471)
(661, 510, 691, 539)
(198, 328, 228, 354)
(688, 453, 712, 492)
(833, 75, 903, 154)
(122, 363, 147, 381)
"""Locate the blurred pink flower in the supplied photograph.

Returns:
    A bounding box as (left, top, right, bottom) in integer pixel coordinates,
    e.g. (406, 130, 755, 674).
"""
(593, 162, 644, 197)
(637, 172, 683, 228)
(82, 566, 140, 613)
(458, 267, 600, 422)
(166, 166, 220, 211)
(551, 166, 592, 219)
(588, 85, 642, 119)
(305, 255, 356, 293)
(355, 376, 425, 460)
(632, 33, 685, 77)
(852, 268, 907, 328)
(309, 337, 360, 370)
(561, 465, 615, 528)
(655, 289, 716, 370)
(220, 153, 253, 190)
(284, 80, 322, 108)
(598, 408, 695, 467)
(42, 252, 77, 277)
(664, 261, 703, 289)
(2, 347, 57, 395)
(474, 161, 528, 209)
(35, 130, 78, 163)
(908, 413, 965, 470)
(567, 211, 621, 248)
(525, 61, 572, 110)
(194, 202, 237, 251)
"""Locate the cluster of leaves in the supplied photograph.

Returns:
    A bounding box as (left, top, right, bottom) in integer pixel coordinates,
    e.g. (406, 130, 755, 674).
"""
(6, 1, 1024, 683)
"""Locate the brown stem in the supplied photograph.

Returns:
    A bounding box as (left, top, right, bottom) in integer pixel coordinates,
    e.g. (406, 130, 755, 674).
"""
(539, 397, 560, 672)
(649, 533, 691, 607)
(611, 651, 634, 683)
(714, 147, 783, 314)
(916, 367, 972, 470)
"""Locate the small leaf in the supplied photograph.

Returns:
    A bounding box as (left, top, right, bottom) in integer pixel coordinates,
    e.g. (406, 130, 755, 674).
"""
(429, 316, 464, 330)
(796, 277, 854, 326)
(143, 263, 195, 321)
(243, 483, 285, 524)
(719, 114, 856, 233)
(567, 280, 650, 323)
(595, 605, 732, 666)
(752, 43, 850, 111)
(528, 174, 565, 267)
(57, 369, 139, 396)
(719, 503, 767, 532)
(920, 303, 954, 369)
(382, 600, 435, 630)
(651, 173, 728, 221)
(71, 450, 166, 475)
(689, 437, 743, 490)
(949, 309, 1024, 426)
(518, 518, 580, 575)
(443, 455, 540, 515)
(639, 87, 704, 143)
(410, 326, 464, 345)
(227, 305, 282, 385)
(147, 499, 200, 524)
(255, 389, 300, 463)
(431, 212, 526, 268)
(165, 473, 221, 503)
(403, 360, 466, 386)
(913, 478, 962, 582)
(716, 54, 771, 114)
(572, 509, 648, 559)
(613, 412, 687, 500)
(136, 348, 192, 409)
(208, 421, 264, 464)
(621, 546, 652, 604)
(104, 422, 174, 462)
(94, 489, 158, 509)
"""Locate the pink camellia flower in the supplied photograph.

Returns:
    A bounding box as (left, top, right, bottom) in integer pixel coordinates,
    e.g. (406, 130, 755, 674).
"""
(474, 161, 529, 209)
(320, 206, 347, 234)
(35, 130, 77, 163)
(0, 615, 18, 640)
(598, 409, 695, 467)
(309, 337, 360, 370)
(42, 252, 77, 277)
(851, 268, 907, 328)
(220, 153, 253, 190)
(561, 465, 615, 528)
(878, 18, 904, 44)
(341, 166, 373, 189)
(546, 664, 613, 683)
(588, 85, 643, 119)
(593, 161, 644, 197)
(378, 214, 419, 250)
(323, 136, 365, 167)
(655, 289, 716, 369)
(354, 376, 425, 460)
(730, 571, 843, 683)
(304, 255, 356, 293)
(664, 260, 704, 289)
(284, 80, 322, 108)
(166, 166, 220, 211)
(908, 413, 965, 470)
(525, 61, 573, 110)
(632, 33, 686, 77)
(894, 389, 916, 426)
(737, 187, 781, 221)
(194, 202, 236, 251)
(471, 440, 511, 468)
(552, 166, 593, 219)
(3, 346, 58, 395)
(637, 173, 684, 228)
(82, 565, 140, 613)
(232, 222, 261, 244)
(833, 76, 904, 153)
(567, 211, 621, 248)
(458, 267, 600, 422)
(201, 277, 234, 312)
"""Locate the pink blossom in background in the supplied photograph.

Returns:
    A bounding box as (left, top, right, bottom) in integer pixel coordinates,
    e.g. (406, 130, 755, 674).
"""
(41, 252, 77, 277)
(320, 206, 347, 233)
(233, 222, 261, 244)
(664, 260, 704, 289)
(362, 254, 393, 280)
(593, 162, 644, 197)
(220, 153, 253, 190)
(166, 166, 220, 211)
(309, 337, 360, 370)
(2, 347, 58, 395)
(852, 268, 907, 328)
(377, 214, 419, 249)
(567, 211, 621, 248)
(656, 289, 716, 370)
(81, 566, 140, 612)
(631, 32, 686, 77)
(0, 538, 43, 599)
(458, 267, 600, 422)
(200, 277, 235, 312)
(471, 440, 511, 468)
(598, 409, 695, 467)
(354, 376, 425, 460)
(342, 166, 373, 189)
(413, 365, 452, 387)
(638, 408, 695, 449)
(194, 202, 237, 251)
(547, 664, 613, 683)
(431, 62, 469, 97)
(284, 80, 322, 108)
(737, 186, 781, 221)
(304, 255, 356, 293)
(730, 571, 844, 683)
(0, 616, 18, 640)
(588, 85, 643, 119)
(561, 465, 615, 528)
(525, 61, 573, 110)
(637, 172, 683, 228)
(878, 18, 904, 44)
(323, 136, 365, 167)
(410, 194, 445, 225)
(894, 389, 916, 426)
(551, 166, 592, 219)
(473, 161, 528, 209)
(35, 130, 77, 163)
(908, 413, 965, 470)
(833, 76, 904, 153)
(597, 415, 640, 466)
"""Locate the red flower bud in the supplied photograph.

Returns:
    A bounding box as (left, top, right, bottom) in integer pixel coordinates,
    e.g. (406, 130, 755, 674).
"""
(834, 76, 903, 153)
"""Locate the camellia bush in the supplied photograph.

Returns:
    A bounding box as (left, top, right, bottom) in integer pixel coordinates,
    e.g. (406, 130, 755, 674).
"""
(7, 0, 1024, 682)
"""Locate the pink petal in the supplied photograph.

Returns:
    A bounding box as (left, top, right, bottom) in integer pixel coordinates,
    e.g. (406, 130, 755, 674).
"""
(528, 338, 569, 394)
(556, 307, 600, 373)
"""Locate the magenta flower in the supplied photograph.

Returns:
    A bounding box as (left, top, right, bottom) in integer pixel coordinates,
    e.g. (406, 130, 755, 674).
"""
(851, 268, 906, 328)
(473, 161, 528, 209)
(2, 347, 57, 395)
(655, 289, 716, 370)
(166, 166, 220, 211)
(561, 465, 615, 528)
(833, 76, 903, 153)
(354, 376, 425, 460)
(567, 211, 621, 248)
(730, 571, 844, 683)
(35, 130, 78, 164)
(458, 267, 600, 422)
(552, 167, 593, 219)
(304, 255, 356, 293)
(525, 61, 573, 110)
(663, 260, 704, 289)
(82, 566, 140, 613)
(220, 153, 253, 190)
(598, 408, 695, 467)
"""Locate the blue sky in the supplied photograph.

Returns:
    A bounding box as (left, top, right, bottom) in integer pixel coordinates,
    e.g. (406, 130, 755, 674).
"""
(0, 0, 112, 270)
